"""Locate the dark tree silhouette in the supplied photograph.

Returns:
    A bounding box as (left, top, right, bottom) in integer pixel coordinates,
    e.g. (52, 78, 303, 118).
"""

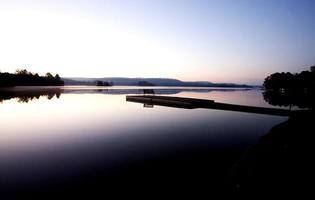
(96, 80, 104, 86)
(263, 66, 315, 91)
(95, 80, 111, 86)
(263, 72, 295, 90)
(55, 74, 61, 81)
(46, 72, 53, 78)
(263, 66, 315, 109)
(0, 69, 64, 87)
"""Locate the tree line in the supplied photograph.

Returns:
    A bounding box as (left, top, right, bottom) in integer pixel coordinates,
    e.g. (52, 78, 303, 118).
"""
(263, 66, 315, 91)
(0, 69, 64, 87)
(263, 66, 315, 109)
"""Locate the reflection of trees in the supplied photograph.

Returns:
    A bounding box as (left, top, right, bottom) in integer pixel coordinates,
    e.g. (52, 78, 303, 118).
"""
(263, 90, 315, 109)
(17, 96, 39, 103)
(0, 89, 62, 103)
(47, 93, 55, 100)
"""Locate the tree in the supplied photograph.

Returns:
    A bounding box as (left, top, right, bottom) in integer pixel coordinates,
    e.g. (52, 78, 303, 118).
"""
(55, 74, 61, 81)
(46, 72, 53, 78)
(263, 72, 294, 90)
(96, 80, 103, 86)
(263, 68, 315, 109)
(15, 69, 30, 75)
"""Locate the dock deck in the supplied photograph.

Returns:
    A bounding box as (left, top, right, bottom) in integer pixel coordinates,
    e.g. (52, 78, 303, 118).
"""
(126, 95, 291, 116)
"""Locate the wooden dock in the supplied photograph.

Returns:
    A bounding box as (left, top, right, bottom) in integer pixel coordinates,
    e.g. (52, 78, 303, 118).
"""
(126, 95, 291, 116)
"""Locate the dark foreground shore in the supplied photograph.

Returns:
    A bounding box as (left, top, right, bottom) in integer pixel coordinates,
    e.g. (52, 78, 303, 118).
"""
(226, 110, 314, 197)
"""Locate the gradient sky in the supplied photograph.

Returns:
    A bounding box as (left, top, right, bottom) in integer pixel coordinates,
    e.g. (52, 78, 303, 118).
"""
(0, 0, 314, 84)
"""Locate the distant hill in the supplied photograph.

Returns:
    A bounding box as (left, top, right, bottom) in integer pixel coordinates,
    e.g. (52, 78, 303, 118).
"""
(62, 77, 252, 88)
(62, 78, 94, 85)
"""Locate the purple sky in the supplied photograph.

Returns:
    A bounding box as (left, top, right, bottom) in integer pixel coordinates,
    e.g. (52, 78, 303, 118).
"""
(0, 0, 314, 84)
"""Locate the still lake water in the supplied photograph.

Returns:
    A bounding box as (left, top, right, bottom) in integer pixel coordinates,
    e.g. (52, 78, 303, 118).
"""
(0, 86, 288, 196)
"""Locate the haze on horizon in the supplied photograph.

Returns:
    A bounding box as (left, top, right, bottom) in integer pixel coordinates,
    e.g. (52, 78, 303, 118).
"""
(0, 0, 314, 85)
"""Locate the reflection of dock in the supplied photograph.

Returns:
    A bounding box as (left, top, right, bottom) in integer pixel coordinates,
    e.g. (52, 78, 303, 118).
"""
(126, 95, 291, 116)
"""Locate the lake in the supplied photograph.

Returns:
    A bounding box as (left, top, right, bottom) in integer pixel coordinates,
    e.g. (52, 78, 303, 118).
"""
(0, 86, 289, 198)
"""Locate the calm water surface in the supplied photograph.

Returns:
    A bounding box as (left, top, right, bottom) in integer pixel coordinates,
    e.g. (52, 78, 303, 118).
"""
(0, 86, 288, 197)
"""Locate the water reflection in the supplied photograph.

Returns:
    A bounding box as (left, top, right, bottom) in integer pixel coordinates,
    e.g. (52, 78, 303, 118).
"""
(64, 87, 252, 96)
(0, 88, 62, 103)
(263, 90, 315, 109)
(125, 93, 313, 196)
(0, 86, 252, 103)
(0, 86, 294, 198)
(4, 86, 312, 111)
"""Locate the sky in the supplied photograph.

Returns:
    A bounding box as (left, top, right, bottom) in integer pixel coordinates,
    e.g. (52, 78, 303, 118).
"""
(0, 0, 314, 84)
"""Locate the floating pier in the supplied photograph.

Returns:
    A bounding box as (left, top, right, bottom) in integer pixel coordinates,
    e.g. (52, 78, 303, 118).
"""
(126, 95, 291, 116)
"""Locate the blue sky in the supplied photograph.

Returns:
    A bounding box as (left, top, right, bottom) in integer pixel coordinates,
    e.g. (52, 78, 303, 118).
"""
(0, 0, 314, 84)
